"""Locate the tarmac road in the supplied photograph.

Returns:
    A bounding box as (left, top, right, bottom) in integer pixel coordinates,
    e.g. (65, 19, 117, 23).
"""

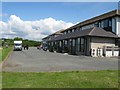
(2, 47, 118, 72)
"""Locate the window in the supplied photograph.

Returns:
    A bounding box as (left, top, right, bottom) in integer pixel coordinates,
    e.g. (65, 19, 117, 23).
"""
(55, 42, 56, 45)
(65, 40, 67, 45)
(109, 18, 112, 27)
(100, 18, 112, 32)
(80, 38, 84, 52)
(72, 29, 75, 32)
(79, 28, 81, 31)
(51, 42, 53, 46)
(64, 32, 66, 34)
(77, 38, 80, 52)
(101, 21, 104, 28)
(103, 19, 109, 27)
(112, 18, 116, 33)
(81, 24, 94, 30)
(94, 22, 99, 27)
(72, 39, 75, 46)
(77, 37, 85, 52)
(68, 30, 70, 33)
(81, 38, 84, 44)
(76, 28, 79, 31)
(98, 21, 101, 27)
(66, 31, 68, 34)
(59, 41, 62, 47)
(100, 18, 112, 28)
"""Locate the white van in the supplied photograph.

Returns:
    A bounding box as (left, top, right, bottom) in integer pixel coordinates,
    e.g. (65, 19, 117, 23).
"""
(14, 41, 22, 51)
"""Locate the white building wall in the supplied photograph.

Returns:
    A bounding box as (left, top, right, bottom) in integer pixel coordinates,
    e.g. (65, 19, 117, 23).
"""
(116, 16, 120, 37)
(112, 17, 116, 34)
(91, 37, 116, 49)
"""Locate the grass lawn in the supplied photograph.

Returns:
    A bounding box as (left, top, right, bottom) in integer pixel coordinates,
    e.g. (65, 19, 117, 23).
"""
(2, 70, 118, 88)
(0, 46, 13, 63)
(0, 49, 2, 63)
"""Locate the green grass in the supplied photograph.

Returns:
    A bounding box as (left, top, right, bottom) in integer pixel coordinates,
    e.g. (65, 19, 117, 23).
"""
(0, 49, 2, 63)
(2, 70, 118, 88)
(0, 46, 13, 63)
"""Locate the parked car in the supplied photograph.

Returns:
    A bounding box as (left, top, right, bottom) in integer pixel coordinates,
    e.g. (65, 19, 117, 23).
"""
(37, 45, 42, 49)
(43, 46, 48, 51)
(24, 45, 29, 50)
(37, 46, 40, 49)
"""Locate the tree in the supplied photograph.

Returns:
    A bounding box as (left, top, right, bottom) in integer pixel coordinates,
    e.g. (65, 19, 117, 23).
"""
(14, 37, 23, 40)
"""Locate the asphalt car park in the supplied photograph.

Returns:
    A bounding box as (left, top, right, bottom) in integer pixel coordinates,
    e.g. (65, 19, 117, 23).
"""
(2, 47, 118, 72)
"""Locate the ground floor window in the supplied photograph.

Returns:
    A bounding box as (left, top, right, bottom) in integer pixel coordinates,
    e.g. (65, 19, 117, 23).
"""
(80, 38, 84, 52)
(72, 39, 75, 47)
(51, 42, 53, 46)
(76, 37, 85, 52)
(77, 38, 80, 52)
(59, 41, 62, 47)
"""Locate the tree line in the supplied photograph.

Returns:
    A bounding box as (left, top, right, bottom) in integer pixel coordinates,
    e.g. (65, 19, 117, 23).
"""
(1, 37, 41, 47)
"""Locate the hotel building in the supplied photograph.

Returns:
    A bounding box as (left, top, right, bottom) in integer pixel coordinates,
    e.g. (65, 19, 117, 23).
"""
(42, 10, 120, 57)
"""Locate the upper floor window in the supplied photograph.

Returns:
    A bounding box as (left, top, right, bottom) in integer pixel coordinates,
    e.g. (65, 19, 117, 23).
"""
(100, 18, 112, 28)
(81, 24, 94, 30)
(76, 28, 79, 31)
(101, 21, 104, 28)
(108, 18, 112, 27)
(94, 22, 99, 27)
(64, 31, 67, 34)
(79, 28, 81, 31)
(72, 29, 75, 32)
(112, 17, 116, 33)
(68, 30, 70, 33)
(98, 22, 101, 27)
(98, 18, 112, 32)
(64, 30, 69, 34)
(103, 19, 109, 28)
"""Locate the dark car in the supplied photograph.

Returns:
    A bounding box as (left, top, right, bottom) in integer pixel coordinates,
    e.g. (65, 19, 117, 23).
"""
(43, 46, 48, 51)
(24, 45, 29, 50)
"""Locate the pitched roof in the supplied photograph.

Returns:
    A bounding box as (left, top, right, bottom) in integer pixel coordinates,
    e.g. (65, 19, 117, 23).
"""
(42, 10, 120, 40)
(61, 9, 120, 33)
(42, 29, 64, 40)
(50, 27, 118, 41)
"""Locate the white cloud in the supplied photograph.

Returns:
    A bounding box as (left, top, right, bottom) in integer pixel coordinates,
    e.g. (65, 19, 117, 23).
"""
(0, 15, 74, 41)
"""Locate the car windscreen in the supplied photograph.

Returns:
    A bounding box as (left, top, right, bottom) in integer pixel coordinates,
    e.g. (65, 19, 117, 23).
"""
(14, 44, 21, 46)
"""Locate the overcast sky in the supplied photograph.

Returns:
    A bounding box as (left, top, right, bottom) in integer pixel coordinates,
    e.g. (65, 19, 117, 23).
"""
(0, 2, 119, 41)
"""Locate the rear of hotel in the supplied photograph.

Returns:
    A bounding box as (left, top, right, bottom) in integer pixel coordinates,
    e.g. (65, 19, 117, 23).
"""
(42, 10, 120, 57)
